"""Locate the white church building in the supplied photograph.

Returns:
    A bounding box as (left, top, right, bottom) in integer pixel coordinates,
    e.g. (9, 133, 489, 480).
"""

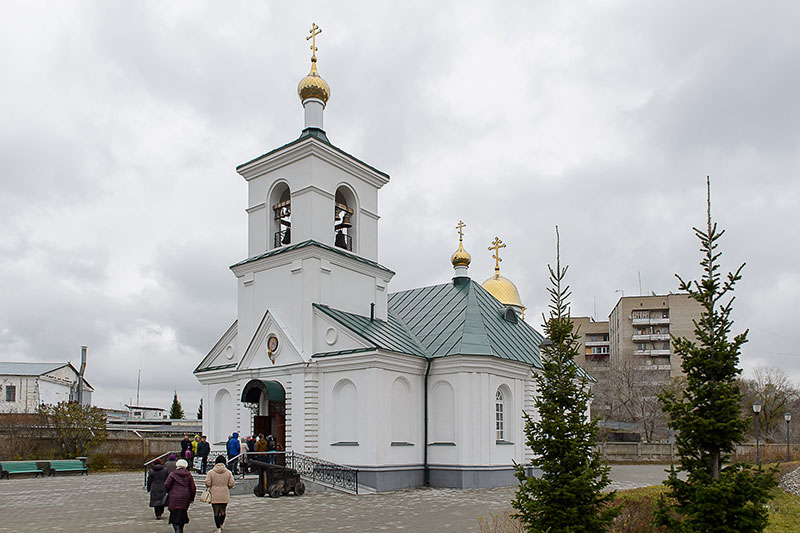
(194, 30, 545, 491)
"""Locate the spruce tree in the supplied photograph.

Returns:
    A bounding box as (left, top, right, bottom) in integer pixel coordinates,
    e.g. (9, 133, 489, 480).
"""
(512, 228, 619, 532)
(169, 391, 185, 420)
(656, 178, 776, 532)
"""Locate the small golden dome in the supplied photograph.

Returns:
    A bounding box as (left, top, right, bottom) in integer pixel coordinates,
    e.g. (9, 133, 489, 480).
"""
(482, 274, 523, 308)
(298, 60, 330, 104)
(451, 241, 471, 267)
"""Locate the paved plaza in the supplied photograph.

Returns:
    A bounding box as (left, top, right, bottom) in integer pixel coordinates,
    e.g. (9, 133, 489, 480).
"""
(0, 465, 671, 532)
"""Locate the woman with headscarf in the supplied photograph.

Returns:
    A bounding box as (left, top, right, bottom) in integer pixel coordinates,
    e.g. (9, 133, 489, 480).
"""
(164, 459, 196, 533)
(146, 458, 168, 520)
(164, 453, 178, 473)
(205, 455, 235, 532)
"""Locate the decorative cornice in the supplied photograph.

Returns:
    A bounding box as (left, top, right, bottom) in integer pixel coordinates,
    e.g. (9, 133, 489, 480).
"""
(237, 136, 389, 189)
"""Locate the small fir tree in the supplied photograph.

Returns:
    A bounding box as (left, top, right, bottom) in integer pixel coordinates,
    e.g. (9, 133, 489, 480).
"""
(512, 228, 619, 532)
(656, 178, 777, 532)
(169, 391, 185, 420)
(197, 398, 203, 420)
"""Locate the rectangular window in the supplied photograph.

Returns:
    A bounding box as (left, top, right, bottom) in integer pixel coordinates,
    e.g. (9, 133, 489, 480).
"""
(5, 385, 16, 402)
(591, 346, 609, 354)
(632, 310, 648, 319)
(636, 343, 648, 351)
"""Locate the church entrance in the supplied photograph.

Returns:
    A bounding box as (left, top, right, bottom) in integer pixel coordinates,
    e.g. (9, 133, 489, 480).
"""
(241, 379, 286, 466)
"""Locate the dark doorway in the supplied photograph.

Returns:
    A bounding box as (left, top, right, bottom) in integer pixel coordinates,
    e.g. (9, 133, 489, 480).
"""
(241, 379, 286, 465)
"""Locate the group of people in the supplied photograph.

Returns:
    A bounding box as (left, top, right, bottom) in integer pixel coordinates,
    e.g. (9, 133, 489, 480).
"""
(179, 434, 212, 473)
(146, 432, 281, 530)
(147, 452, 235, 533)
(226, 432, 280, 473)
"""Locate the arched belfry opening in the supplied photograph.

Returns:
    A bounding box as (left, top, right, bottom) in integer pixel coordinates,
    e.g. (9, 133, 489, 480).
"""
(241, 379, 286, 462)
(334, 185, 356, 252)
(270, 183, 291, 249)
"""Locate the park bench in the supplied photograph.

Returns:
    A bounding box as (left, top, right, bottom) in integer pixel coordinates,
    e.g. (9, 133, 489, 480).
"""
(0, 461, 44, 479)
(48, 460, 88, 476)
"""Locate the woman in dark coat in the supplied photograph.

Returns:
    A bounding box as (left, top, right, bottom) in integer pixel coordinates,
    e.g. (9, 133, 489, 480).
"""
(164, 459, 196, 533)
(146, 458, 169, 519)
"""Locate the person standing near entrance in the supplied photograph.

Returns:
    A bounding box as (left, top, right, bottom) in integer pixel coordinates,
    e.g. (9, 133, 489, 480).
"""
(205, 455, 235, 533)
(255, 433, 268, 463)
(196, 435, 211, 474)
(226, 432, 241, 474)
(266, 434, 277, 464)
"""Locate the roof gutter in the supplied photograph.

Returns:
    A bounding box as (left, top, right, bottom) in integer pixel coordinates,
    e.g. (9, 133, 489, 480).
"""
(423, 357, 432, 486)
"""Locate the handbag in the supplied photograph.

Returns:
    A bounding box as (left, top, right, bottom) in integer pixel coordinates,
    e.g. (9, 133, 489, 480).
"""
(160, 492, 169, 506)
(200, 489, 212, 503)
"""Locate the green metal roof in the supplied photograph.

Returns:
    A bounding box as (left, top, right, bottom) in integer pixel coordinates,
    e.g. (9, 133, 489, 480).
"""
(314, 304, 428, 358)
(314, 280, 545, 368)
(230, 239, 395, 275)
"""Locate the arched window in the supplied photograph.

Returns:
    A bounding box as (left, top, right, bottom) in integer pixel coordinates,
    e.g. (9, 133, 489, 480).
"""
(269, 182, 291, 249)
(333, 379, 358, 443)
(431, 381, 455, 443)
(496, 389, 505, 441)
(214, 389, 234, 443)
(496, 386, 512, 442)
(334, 185, 357, 252)
(391, 377, 411, 443)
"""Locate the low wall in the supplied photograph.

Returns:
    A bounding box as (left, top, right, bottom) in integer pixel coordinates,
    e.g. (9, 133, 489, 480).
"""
(597, 442, 800, 464)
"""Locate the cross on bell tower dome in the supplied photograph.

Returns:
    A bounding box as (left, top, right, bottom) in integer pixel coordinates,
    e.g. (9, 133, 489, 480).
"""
(298, 23, 330, 132)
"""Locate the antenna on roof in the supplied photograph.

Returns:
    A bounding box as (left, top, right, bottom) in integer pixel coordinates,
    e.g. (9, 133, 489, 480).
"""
(136, 369, 141, 407)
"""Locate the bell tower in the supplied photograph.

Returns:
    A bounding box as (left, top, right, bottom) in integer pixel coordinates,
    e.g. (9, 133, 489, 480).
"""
(231, 24, 393, 357)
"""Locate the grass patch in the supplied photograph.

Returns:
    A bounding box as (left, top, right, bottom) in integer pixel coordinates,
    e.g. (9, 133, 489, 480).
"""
(766, 489, 800, 533)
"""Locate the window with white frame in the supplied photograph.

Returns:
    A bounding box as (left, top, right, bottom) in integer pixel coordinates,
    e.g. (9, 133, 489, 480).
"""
(5, 385, 16, 402)
(496, 389, 505, 441)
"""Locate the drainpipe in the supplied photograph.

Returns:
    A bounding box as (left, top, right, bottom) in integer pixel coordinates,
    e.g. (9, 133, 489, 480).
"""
(423, 357, 432, 486)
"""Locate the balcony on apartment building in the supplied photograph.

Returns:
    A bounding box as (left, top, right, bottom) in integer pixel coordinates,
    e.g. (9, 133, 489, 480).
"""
(585, 340, 610, 348)
(631, 333, 670, 342)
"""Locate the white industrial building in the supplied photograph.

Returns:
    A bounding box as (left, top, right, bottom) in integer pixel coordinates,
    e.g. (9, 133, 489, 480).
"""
(0, 362, 93, 413)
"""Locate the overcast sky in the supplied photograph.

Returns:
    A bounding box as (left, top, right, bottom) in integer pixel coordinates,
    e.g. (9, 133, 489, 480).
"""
(2, 1, 799, 412)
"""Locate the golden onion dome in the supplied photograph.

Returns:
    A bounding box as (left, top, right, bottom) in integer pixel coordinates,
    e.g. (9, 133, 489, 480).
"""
(451, 241, 471, 268)
(482, 274, 523, 308)
(298, 60, 330, 104)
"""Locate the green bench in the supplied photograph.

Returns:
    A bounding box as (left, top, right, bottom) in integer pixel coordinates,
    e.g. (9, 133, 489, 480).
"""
(0, 462, 44, 479)
(48, 460, 88, 476)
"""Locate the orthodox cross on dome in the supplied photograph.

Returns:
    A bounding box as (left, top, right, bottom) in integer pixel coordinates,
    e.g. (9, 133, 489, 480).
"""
(489, 236, 506, 274)
(307, 23, 322, 62)
(456, 220, 466, 242)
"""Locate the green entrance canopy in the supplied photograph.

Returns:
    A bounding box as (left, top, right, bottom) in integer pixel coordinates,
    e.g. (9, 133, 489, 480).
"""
(241, 379, 285, 404)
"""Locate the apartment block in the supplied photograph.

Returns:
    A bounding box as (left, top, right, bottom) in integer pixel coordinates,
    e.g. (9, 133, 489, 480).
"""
(574, 294, 702, 434)
(609, 293, 700, 381)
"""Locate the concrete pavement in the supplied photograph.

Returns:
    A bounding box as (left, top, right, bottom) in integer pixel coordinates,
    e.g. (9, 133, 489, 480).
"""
(0, 465, 672, 532)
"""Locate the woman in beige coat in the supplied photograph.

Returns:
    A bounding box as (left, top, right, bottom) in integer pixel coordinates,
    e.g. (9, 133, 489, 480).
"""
(205, 455, 235, 532)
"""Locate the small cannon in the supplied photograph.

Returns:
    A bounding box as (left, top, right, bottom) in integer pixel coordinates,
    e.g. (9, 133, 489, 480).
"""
(250, 459, 305, 498)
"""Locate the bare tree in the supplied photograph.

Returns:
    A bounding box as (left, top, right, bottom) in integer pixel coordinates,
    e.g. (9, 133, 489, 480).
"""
(739, 365, 800, 442)
(590, 357, 672, 441)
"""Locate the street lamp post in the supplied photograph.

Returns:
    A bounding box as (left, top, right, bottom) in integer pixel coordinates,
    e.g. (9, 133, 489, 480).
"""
(785, 412, 792, 462)
(753, 401, 762, 467)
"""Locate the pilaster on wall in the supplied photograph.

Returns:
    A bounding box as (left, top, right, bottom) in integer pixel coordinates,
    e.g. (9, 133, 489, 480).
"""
(304, 371, 319, 456)
(235, 381, 242, 434)
(284, 380, 293, 451)
(523, 374, 537, 463)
